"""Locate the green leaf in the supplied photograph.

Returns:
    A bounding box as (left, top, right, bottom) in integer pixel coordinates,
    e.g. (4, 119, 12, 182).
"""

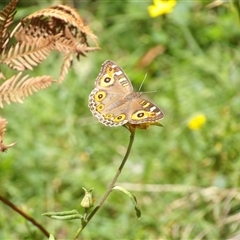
(49, 234, 55, 240)
(153, 122, 164, 127)
(42, 209, 83, 221)
(112, 186, 141, 219)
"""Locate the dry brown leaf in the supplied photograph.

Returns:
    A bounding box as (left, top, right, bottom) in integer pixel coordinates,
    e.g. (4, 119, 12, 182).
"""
(1, 2, 99, 98)
(53, 32, 100, 55)
(0, 116, 16, 152)
(0, 73, 56, 108)
(0, 0, 18, 52)
(6, 4, 100, 82)
(137, 45, 165, 68)
(23, 5, 98, 47)
(1, 38, 55, 71)
(58, 53, 73, 84)
(14, 18, 54, 42)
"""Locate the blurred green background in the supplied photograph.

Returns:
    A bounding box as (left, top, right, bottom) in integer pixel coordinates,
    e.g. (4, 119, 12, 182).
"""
(1, 0, 240, 239)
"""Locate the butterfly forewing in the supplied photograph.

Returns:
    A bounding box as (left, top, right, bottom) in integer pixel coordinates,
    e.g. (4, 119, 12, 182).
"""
(95, 60, 133, 93)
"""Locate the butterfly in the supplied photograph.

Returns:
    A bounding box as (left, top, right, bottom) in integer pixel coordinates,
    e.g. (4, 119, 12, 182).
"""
(88, 60, 164, 127)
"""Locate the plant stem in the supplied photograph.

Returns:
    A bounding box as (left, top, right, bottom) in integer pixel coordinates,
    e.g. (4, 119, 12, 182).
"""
(0, 195, 50, 238)
(72, 129, 136, 240)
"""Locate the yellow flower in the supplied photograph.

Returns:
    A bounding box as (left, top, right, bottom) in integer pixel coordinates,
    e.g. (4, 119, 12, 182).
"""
(148, 0, 177, 18)
(187, 113, 206, 130)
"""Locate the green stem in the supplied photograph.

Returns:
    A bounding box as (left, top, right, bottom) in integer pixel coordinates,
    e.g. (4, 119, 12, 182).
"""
(72, 129, 136, 240)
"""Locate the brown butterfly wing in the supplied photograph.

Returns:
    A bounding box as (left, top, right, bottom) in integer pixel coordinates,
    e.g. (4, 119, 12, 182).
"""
(127, 97, 164, 124)
(94, 60, 133, 92)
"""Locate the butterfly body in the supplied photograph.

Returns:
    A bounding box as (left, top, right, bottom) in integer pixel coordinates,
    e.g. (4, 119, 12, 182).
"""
(88, 60, 164, 127)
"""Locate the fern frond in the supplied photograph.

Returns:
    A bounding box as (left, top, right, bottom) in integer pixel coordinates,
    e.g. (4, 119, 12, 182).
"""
(14, 18, 54, 42)
(50, 5, 84, 24)
(53, 28, 100, 54)
(1, 4, 99, 85)
(0, 116, 16, 152)
(0, 117, 7, 140)
(1, 38, 54, 71)
(23, 5, 98, 47)
(0, 72, 56, 108)
(54, 34, 99, 83)
(58, 53, 73, 83)
(50, 5, 99, 46)
(0, 0, 18, 52)
(55, 43, 99, 83)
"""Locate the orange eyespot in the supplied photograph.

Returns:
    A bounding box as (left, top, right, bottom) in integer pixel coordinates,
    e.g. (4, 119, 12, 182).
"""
(95, 91, 106, 102)
(114, 114, 126, 122)
(97, 104, 105, 112)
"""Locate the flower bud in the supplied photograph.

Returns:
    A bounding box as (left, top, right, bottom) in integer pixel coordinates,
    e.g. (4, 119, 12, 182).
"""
(80, 188, 94, 209)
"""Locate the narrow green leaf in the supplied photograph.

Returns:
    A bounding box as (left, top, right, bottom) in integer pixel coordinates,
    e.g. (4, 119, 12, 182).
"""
(42, 209, 79, 217)
(112, 185, 141, 219)
(42, 209, 83, 220)
(49, 234, 55, 240)
(50, 214, 83, 221)
(153, 122, 164, 127)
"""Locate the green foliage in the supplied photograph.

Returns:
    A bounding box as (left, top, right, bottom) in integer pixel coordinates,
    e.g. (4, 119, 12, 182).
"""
(1, 0, 240, 239)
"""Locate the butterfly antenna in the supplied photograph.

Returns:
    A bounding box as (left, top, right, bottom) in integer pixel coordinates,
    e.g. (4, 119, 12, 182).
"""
(138, 73, 148, 91)
(138, 73, 160, 94)
(142, 89, 160, 94)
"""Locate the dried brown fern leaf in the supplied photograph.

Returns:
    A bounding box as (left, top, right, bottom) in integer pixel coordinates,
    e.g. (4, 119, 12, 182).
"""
(22, 5, 99, 47)
(49, 4, 97, 42)
(0, 116, 16, 152)
(46, 18, 86, 46)
(50, 5, 84, 24)
(54, 32, 99, 83)
(0, 72, 55, 108)
(55, 28, 99, 83)
(53, 31, 78, 54)
(14, 18, 54, 43)
(56, 43, 99, 83)
(50, 5, 98, 46)
(0, 0, 18, 53)
(54, 37, 100, 55)
(53, 27, 100, 54)
(1, 37, 55, 71)
(58, 53, 73, 84)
